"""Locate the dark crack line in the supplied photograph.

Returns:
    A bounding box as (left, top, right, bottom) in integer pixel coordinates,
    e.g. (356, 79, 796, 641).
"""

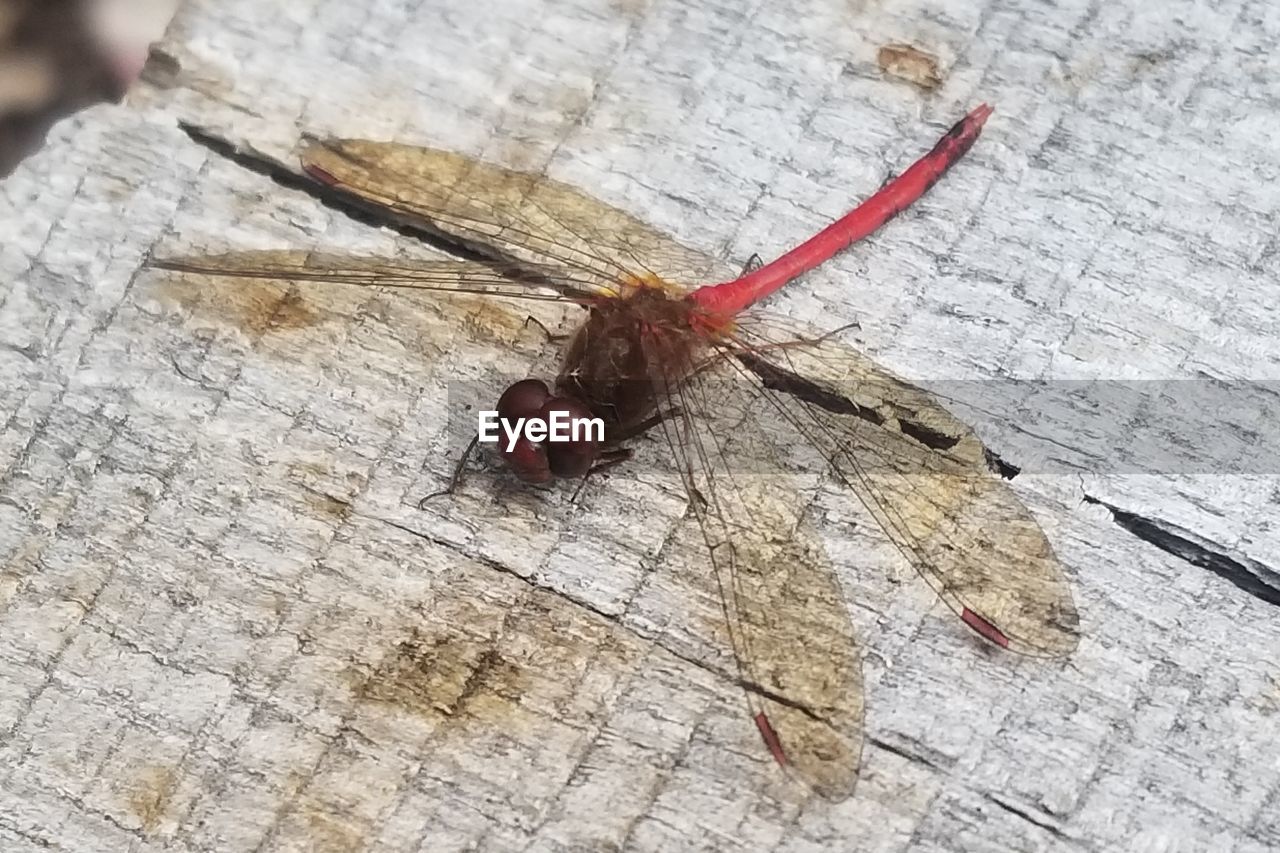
(176, 123, 461, 253)
(983, 792, 1071, 841)
(374, 514, 625, 624)
(0, 815, 53, 848)
(174, 123, 565, 287)
(865, 734, 948, 771)
(1084, 494, 1280, 607)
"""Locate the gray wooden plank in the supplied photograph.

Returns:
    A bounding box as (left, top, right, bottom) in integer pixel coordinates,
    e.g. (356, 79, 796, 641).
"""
(1, 0, 1278, 850)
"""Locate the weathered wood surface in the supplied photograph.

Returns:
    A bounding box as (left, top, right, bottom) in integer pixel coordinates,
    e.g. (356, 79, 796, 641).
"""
(2, 0, 1279, 850)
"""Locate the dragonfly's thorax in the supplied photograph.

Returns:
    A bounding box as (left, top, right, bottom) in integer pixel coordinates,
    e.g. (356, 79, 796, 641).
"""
(556, 289, 707, 432)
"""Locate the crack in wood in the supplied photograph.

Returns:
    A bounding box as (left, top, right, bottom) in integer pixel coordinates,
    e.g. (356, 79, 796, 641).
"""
(1084, 494, 1280, 606)
(175, 123, 482, 257)
(174, 123, 557, 284)
(983, 792, 1071, 840)
(735, 351, 1021, 479)
(865, 734, 951, 771)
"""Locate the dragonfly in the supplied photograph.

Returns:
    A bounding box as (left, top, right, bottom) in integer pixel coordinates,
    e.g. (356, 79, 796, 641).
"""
(153, 104, 1079, 800)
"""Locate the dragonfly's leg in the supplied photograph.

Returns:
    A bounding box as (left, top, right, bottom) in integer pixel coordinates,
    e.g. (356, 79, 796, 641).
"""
(692, 321, 866, 378)
(740, 253, 763, 276)
(568, 406, 683, 503)
(608, 407, 681, 443)
(523, 315, 568, 344)
(747, 320, 864, 354)
(569, 448, 634, 502)
(417, 434, 480, 508)
(590, 448, 634, 473)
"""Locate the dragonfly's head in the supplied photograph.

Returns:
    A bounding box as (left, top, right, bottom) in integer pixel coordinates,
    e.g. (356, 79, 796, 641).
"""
(493, 379, 602, 483)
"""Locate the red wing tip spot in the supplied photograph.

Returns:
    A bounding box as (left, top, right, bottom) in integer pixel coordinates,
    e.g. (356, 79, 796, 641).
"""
(304, 164, 339, 186)
(961, 608, 1010, 648)
(754, 712, 788, 767)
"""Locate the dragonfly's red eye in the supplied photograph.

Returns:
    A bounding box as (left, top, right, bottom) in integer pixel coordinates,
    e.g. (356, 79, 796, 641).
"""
(541, 396, 602, 479)
(501, 437, 552, 483)
(497, 378, 551, 419)
(496, 379, 554, 483)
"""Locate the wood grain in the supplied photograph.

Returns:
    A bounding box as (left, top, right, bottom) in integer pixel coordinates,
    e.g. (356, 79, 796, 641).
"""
(1, 0, 1278, 850)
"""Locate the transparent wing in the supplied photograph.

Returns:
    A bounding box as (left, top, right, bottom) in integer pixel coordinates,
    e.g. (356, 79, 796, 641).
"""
(301, 138, 740, 292)
(722, 323, 1080, 657)
(149, 250, 596, 304)
(643, 332, 864, 800)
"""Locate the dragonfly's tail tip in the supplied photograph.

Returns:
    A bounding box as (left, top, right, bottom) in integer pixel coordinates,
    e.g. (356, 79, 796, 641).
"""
(970, 103, 995, 125)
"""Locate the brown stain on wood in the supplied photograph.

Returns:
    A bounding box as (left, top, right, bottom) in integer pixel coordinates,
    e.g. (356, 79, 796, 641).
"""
(357, 628, 528, 723)
(127, 765, 178, 834)
(155, 277, 322, 335)
(288, 463, 364, 521)
(454, 293, 540, 342)
(303, 489, 353, 521)
(289, 460, 333, 479)
(611, 0, 650, 18)
(309, 279, 549, 354)
(303, 810, 364, 853)
(0, 572, 20, 608)
(876, 43, 943, 90)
